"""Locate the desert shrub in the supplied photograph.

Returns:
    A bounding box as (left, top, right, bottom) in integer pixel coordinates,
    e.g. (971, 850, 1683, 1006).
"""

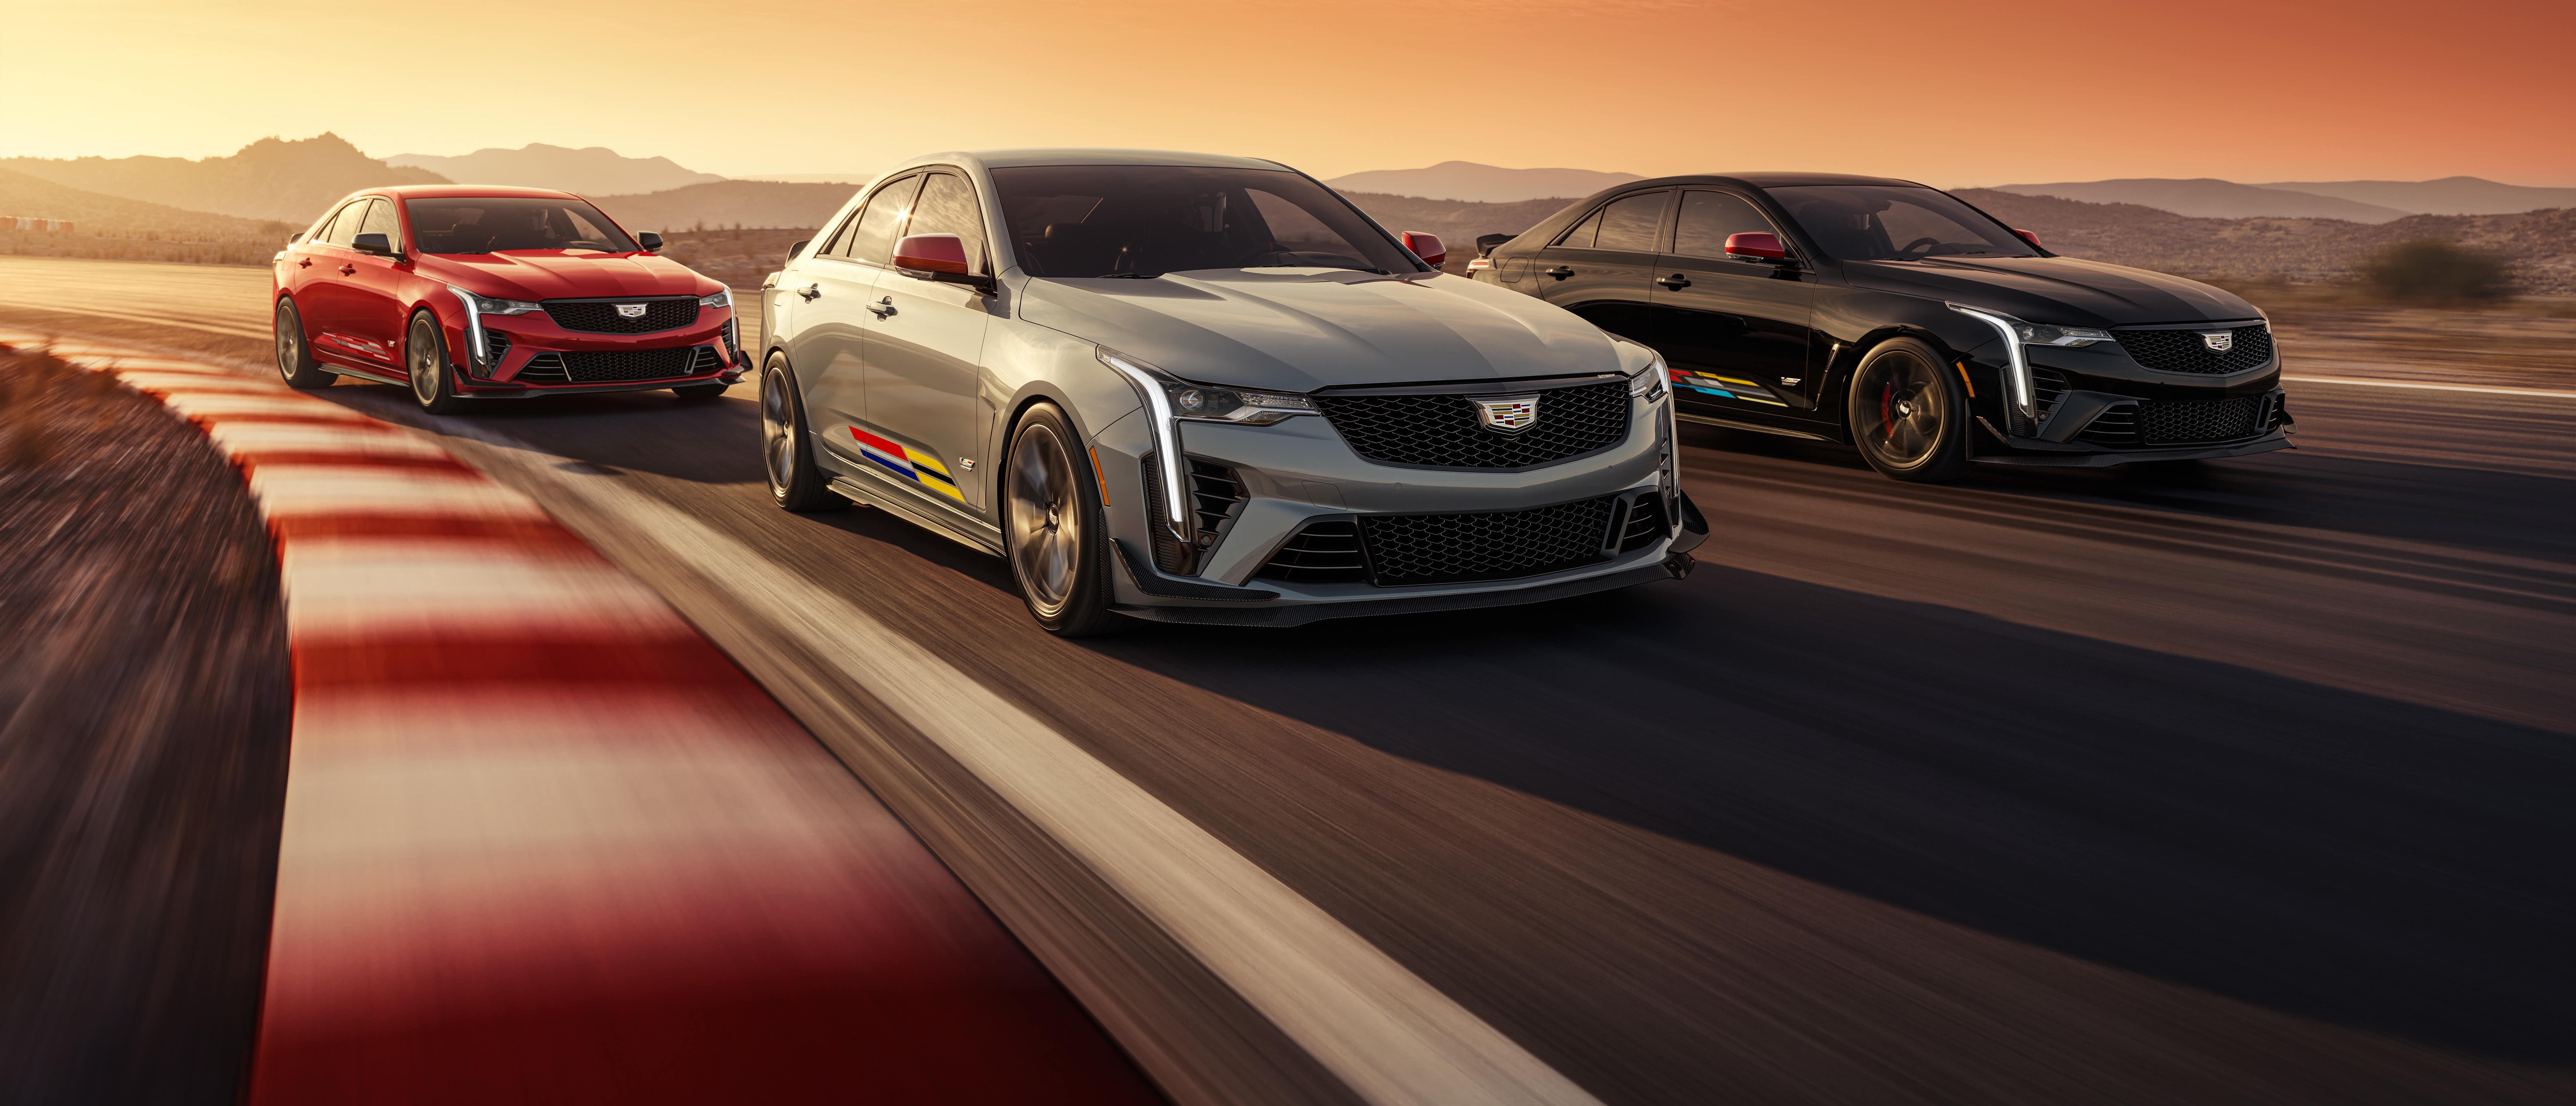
(2359, 238, 2511, 301)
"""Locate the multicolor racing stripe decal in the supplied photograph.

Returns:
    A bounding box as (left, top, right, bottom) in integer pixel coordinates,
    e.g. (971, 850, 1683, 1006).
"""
(849, 426, 966, 501)
(1667, 367, 1790, 407)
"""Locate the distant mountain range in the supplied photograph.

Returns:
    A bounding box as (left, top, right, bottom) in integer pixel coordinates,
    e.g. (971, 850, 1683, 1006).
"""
(1993, 176, 2576, 223)
(0, 134, 446, 223)
(0, 166, 282, 237)
(385, 143, 723, 197)
(1324, 162, 1640, 203)
(590, 181, 855, 233)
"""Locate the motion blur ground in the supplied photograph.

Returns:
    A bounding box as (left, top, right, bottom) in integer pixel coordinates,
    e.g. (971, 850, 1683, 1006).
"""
(2, 256, 2573, 1103)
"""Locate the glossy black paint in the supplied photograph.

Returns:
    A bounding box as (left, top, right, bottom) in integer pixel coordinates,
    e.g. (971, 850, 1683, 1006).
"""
(1477, 173, 2290, 461)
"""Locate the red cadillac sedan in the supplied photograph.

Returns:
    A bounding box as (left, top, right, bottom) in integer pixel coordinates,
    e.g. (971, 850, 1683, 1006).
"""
(271, 186, 745, 412)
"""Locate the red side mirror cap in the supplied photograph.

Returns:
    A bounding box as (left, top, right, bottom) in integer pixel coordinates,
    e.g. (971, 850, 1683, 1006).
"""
(2014, 229, 2044, 250)
(1399, 231, 1445, 267)
(893, 233, 970, 275)
(1723, 232, 1787, 260)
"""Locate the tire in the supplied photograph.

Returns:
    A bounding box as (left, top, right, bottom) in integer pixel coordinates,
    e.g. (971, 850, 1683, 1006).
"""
(759, 354, 847, 512)
(405, 312, 470, 414)
(672, 382, 730, 401)
(274, 298, 333, 390)
(1846, 337, 1971, 483)
(1004, 404, 1125, 637)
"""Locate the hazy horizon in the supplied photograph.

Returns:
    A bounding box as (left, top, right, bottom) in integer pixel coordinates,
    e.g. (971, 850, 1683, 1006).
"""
(5, 0, 2570, 189)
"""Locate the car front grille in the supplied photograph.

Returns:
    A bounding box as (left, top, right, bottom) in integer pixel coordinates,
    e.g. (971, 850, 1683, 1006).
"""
(2114, 324, 2274, 374)
(515, 345, 718, 384)
(542, 297, 700, 334)
(1357, 495, 1619, 586)
(1314, 380, 1629, 469)
(2138, 395, 2263, 444)
(1617, 492, 1667, 553)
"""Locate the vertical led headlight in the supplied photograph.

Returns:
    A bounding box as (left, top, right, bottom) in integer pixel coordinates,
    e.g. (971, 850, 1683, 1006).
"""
(1096, 346, 1318, 549)
(1947, 303, 2032, 427)
(1096, 347, 1195, 544)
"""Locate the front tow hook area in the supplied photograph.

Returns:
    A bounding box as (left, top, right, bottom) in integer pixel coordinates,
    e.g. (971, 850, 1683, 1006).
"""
(1663, 552, 1697, 579)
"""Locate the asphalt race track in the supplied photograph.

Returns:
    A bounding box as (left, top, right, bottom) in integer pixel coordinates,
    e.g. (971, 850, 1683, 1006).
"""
(3, 256, 2571, 1103)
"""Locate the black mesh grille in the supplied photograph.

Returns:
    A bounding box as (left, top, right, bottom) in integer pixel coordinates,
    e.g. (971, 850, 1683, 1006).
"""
(2139, 396, 2263, 445)
(2113, 325, 2274, 374)
(562, 346, 700, 383)
(1315, 380, 1628, 469)
(1356, 496, 1617, 586)
(1256, 520, 1367, 585)
(542, 297, 700, 334)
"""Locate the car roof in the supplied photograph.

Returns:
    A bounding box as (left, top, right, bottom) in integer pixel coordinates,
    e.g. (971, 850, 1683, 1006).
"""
(900, 148, 1289, 173)
(1627, 171, 1931, 190)
(371, 184, 588, 200)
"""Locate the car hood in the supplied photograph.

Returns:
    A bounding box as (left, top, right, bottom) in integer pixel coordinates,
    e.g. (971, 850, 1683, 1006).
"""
(422, 250, 716, 301)
(1839, 256, 2260, 327)
(1018, 269, 1623, 391)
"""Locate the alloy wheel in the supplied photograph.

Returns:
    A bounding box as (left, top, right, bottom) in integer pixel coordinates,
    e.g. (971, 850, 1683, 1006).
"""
(1854, 349, 1947, 468)
(408, 318, 441, 406)
(274, 307, 300, 382)
(761, 366, 796, 495)
(1007, 423, 1082, 617)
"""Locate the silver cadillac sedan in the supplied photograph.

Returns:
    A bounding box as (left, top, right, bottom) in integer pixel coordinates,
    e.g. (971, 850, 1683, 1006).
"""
(759, 149, 1707, 634)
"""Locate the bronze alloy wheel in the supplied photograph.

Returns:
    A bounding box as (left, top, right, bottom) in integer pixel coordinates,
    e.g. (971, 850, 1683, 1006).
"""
(273, 299, 332, 389)
(1847, 338, 1970, 482)
(761, 356, 844, 511)
(1005, 405, 1122, 635)
(406, 313, 468, 414)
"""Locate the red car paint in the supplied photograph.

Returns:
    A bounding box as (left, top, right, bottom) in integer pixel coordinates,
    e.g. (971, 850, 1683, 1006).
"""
(273, 186, 742, 396)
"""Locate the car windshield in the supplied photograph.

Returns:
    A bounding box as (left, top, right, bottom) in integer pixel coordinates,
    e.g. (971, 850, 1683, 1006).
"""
(1765, 185, 2036, 262)
(406, 196, 639, 255)
(989, 165, 1418, 278)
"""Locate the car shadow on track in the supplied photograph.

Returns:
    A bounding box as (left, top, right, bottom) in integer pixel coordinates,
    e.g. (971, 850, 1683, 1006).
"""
(1088, 567, 2575, 1068)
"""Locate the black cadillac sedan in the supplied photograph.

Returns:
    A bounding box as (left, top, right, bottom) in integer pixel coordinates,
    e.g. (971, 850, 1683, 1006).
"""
(1470, 173, 2290, 481)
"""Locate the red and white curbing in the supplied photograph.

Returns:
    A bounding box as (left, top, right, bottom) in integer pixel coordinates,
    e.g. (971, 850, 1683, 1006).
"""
(6, 333, 1155, 1104)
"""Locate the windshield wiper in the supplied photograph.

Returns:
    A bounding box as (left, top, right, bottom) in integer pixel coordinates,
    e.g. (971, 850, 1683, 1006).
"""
(1099, 271, 1161, 279)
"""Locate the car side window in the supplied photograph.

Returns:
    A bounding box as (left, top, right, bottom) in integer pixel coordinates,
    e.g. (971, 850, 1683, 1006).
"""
(1552, 207, 1604, 249)
(358, 198, 402, 251)
(1671, 191, 1783, 260)
(840, 174, 923, 264)
(816, 206, 862, 258)
(1592, 191, 1667, 252)
(319, 200, 368, 247)
(903, 173, 988, 274)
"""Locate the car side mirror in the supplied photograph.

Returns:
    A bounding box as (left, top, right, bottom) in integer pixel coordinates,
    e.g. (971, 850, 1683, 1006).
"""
(2013, 229, 2044, 251)
(637, 231, 663, 252)
(786, 239, 811, 266)
(1475, 233, 1513, 256)
(1399, 231, 1445, 267)
(352, 232, 395, 256)
(892, 233, 996, 294)
(1723, 232, 1790, 263)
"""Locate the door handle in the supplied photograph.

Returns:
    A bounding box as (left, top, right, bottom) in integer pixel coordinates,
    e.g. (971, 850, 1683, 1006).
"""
(296, 258, 312, 268)
(337, 263, 356, 275)
(867, 296, 896, 318)
(1543, 266, 1575, 280)
(796, 283, 821, 301)
(1656, 273, 1692, 290)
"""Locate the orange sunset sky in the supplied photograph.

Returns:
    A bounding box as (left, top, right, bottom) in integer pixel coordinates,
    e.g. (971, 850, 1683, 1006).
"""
(5, 0, 2572, 186)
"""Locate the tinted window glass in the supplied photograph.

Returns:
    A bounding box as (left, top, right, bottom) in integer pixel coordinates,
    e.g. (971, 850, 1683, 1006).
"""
(904, 173, 987, 273)
(1767, 185, 2037, 262)
(357, 198, 401, 250)
(841, 175, 921, 263)
(990, 164, 1415, 278)
(816, 206, 861, 257)
(407, 197, 638, 254)
(1553, 207, 1603, 248)
(319, 200, 367, 247)
(1593, 192, 1667, 252)
(1671, 191, 1780, 259)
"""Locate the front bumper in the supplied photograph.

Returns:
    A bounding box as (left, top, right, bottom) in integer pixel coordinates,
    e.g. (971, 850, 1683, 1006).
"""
(1090, 394, 1706, 622)
(454, 306, 746, 396)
